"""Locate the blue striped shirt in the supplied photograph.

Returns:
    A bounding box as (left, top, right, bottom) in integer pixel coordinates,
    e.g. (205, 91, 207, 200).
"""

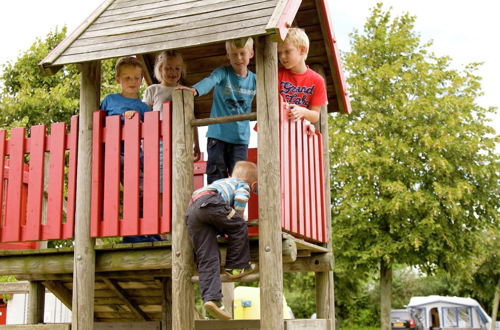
(193, 177, 250, 214)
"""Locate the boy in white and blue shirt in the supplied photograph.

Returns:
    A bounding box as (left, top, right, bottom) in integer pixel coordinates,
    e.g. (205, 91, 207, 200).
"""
(178, 38, 256, 184)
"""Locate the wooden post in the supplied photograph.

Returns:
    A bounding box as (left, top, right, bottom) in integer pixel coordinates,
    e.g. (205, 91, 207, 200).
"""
(256, 35, 283, 330)
(171, 90, 195, 330)
(222, 283, 234, 317)
(312, 63, 336, 330)
(27, 281, 45, 324)
(72, 60, 100, 330)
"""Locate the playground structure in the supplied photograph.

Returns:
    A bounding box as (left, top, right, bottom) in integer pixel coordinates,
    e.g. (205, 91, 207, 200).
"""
(0, 0, 351, 329)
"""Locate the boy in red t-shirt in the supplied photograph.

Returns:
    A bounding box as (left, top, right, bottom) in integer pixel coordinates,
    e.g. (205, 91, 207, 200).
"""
(278, 28, 327, 134)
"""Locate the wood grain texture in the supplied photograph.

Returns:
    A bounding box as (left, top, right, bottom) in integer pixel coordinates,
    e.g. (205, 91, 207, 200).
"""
(72, 60, 100, 330)
(171, 89, 195, 330)
(255, 35, 284, 330)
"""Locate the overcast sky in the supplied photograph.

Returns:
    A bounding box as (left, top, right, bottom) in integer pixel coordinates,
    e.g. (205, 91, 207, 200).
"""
(0, 0, 498, 134)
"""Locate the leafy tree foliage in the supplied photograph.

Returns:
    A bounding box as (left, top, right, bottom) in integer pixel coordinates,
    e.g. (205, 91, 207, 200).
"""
(331, 3, 499, 327)
(0, 27, 119, 130)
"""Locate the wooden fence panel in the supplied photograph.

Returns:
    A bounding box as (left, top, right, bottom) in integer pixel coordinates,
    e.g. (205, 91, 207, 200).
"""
(161, 102, 172, 233)
(143, 111, 160, 234)
(0, 130, 5, 241)
(122, 116, 141, 236)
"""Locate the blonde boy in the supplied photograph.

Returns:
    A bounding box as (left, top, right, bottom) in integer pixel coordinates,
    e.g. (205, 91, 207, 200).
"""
(178, 38, 256, 184)
(186, 161, 258, 320)
(278, 28, 327, 125)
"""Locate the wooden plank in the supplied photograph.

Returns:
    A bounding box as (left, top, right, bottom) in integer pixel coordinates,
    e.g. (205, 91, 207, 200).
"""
(0, 325, 70, 330)
(72, 13, 271, 54)
(102, 278, 149, 321)
(102, 115, 121, 236)
(161, 278, 172, 330)
(91, 111, 106, 237)
(122, 115, 141, 236)
(0, 281, 30, 294)
(72, 60, 100, 330)
(94, 321, 161, 330)
(0, 130, 5, 241)
(171, 89, 195, 330)
(161, 102, 172, 233)
(54, 25, 266, 65)
(195, 319, 261, 329)
(142, 111, 160, 234)
(285, 319, 330, 330)
(27, 281, 45, 324)
(191, 112, 256, 127)
(256, 35, 283, 330)
(42, 280, 73, 310)
(25, 125, 45, 241)
(302, 124, 311, 239)
(64, 115, 79, 239)
(309, 135, 317, 241)
(45, 122, 66, 240)
(3, 128, 25, 243)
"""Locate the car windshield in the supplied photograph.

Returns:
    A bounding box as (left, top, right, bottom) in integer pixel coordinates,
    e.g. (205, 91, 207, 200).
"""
(392, 310, 410, 320)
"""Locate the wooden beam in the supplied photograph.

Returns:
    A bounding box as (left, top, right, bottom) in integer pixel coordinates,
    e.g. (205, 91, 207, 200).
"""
(102, 278, 149, 321)
(195, 319, 260, 329)
(0, 281, 30, 294)
(311, 63, 336, 329)
(73, 60, 100, 330)
(171, 89, 195, 330)
(0, 325, 70, 330)
(94, 322, 161, 330)
(285, 319, 331, 330)
(190, 112, 256, 127)
(256, 35, 283, 330)
(27, 281, 45, 324)
(42, 280, 73, 310)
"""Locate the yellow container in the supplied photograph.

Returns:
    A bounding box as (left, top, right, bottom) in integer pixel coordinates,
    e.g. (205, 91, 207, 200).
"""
(233, 286, 293, 319)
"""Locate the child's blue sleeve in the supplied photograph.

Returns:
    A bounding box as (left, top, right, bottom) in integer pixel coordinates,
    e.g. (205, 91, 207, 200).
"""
(193, 67, 226, 97)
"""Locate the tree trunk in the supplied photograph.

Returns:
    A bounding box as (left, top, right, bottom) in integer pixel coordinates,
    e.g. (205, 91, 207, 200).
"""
(380, 259, 392, 330)
(491, 278, 500, 330)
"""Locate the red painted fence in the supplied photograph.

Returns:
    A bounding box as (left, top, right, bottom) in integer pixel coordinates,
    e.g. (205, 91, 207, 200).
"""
(0, 116, 79, 243)
(0, 101, 327, 244)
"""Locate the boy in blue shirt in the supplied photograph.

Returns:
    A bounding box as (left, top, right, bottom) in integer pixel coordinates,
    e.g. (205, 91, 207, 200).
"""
(101, 57, 161, 243)
(178, 38, 256, 183)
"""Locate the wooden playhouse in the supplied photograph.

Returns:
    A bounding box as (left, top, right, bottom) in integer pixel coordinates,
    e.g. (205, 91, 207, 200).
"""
(0, 0, 351, 329)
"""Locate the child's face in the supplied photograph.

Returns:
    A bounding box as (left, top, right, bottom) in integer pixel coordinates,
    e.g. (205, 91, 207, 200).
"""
(161, 57, 183, 87)
(116, 65, 143, 98)
(227, 45, 254, 73)
(278, 41, 306, 72)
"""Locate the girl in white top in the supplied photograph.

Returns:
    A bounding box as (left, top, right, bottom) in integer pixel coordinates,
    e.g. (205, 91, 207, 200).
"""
(143, 51, 200, 194)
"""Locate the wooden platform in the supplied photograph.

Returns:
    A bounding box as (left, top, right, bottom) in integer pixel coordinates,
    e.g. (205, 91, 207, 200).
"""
(0, 235, 331, 323)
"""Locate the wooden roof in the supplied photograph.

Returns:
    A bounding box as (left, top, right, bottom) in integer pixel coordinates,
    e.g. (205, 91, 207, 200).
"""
(40, 0, 351, 115)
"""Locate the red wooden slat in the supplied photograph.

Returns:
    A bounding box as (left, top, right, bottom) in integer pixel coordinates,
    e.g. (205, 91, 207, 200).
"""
(3, 128, 25, 242)
(91, 111, 105, 237)
(44, 122, 66, 240)
(302, 122, 311, 238)
(0, 130, 7, 241)
(161, 101, 172, 233)
(142, 111, 160, 234)
(64, 115, 79, 239)
(317, 133, 327, 242)
(194, 161, 206, 190)
(24, 125, 45, 241)
(280, 100, 290, 232)
(247, 148, 258, 236)
(102, 116, 121, 236)
(295, 121, 304, 237)
(122, 116, 140, 236)
(289, 119, 298, 234)
(309, 134, 317, 241)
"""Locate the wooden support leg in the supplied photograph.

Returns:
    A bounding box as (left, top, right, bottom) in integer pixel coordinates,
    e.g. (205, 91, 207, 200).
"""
(27, 281, 45, 324)
(256, 35, 283, 330)
(72, 60, 100, 330)
(171, 90, 195, 330)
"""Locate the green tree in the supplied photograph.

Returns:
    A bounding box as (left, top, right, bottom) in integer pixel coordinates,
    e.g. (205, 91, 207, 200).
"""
(0, 27, 119, 129)
(331, 4, 499, 329)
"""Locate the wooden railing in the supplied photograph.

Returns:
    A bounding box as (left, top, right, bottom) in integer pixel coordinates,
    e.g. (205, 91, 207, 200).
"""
(0, 100, 327, 244)
(0, 116, 79, 243)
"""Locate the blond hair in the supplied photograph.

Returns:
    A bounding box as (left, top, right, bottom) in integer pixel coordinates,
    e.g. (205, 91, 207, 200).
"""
(225, 37, 254, 53)
(281, 28, 310, 59)
(115, 56, 144, 78)
(231, 161, 257, 184)
(154, 50, 186, 83)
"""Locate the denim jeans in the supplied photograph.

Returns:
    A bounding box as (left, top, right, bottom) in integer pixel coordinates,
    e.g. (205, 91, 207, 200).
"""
(206, 138, 248, 184)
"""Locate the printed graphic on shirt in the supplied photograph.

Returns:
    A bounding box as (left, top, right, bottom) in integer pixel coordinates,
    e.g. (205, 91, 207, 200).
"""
(280, 81, 316, 106)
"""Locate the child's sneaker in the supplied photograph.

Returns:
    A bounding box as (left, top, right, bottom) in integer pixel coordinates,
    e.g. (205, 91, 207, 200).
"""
(204, 300, 231, 320)
(224, 263, 258, 279)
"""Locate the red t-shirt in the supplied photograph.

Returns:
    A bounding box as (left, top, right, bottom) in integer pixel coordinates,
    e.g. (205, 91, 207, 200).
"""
(278, 67, 327, 108)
